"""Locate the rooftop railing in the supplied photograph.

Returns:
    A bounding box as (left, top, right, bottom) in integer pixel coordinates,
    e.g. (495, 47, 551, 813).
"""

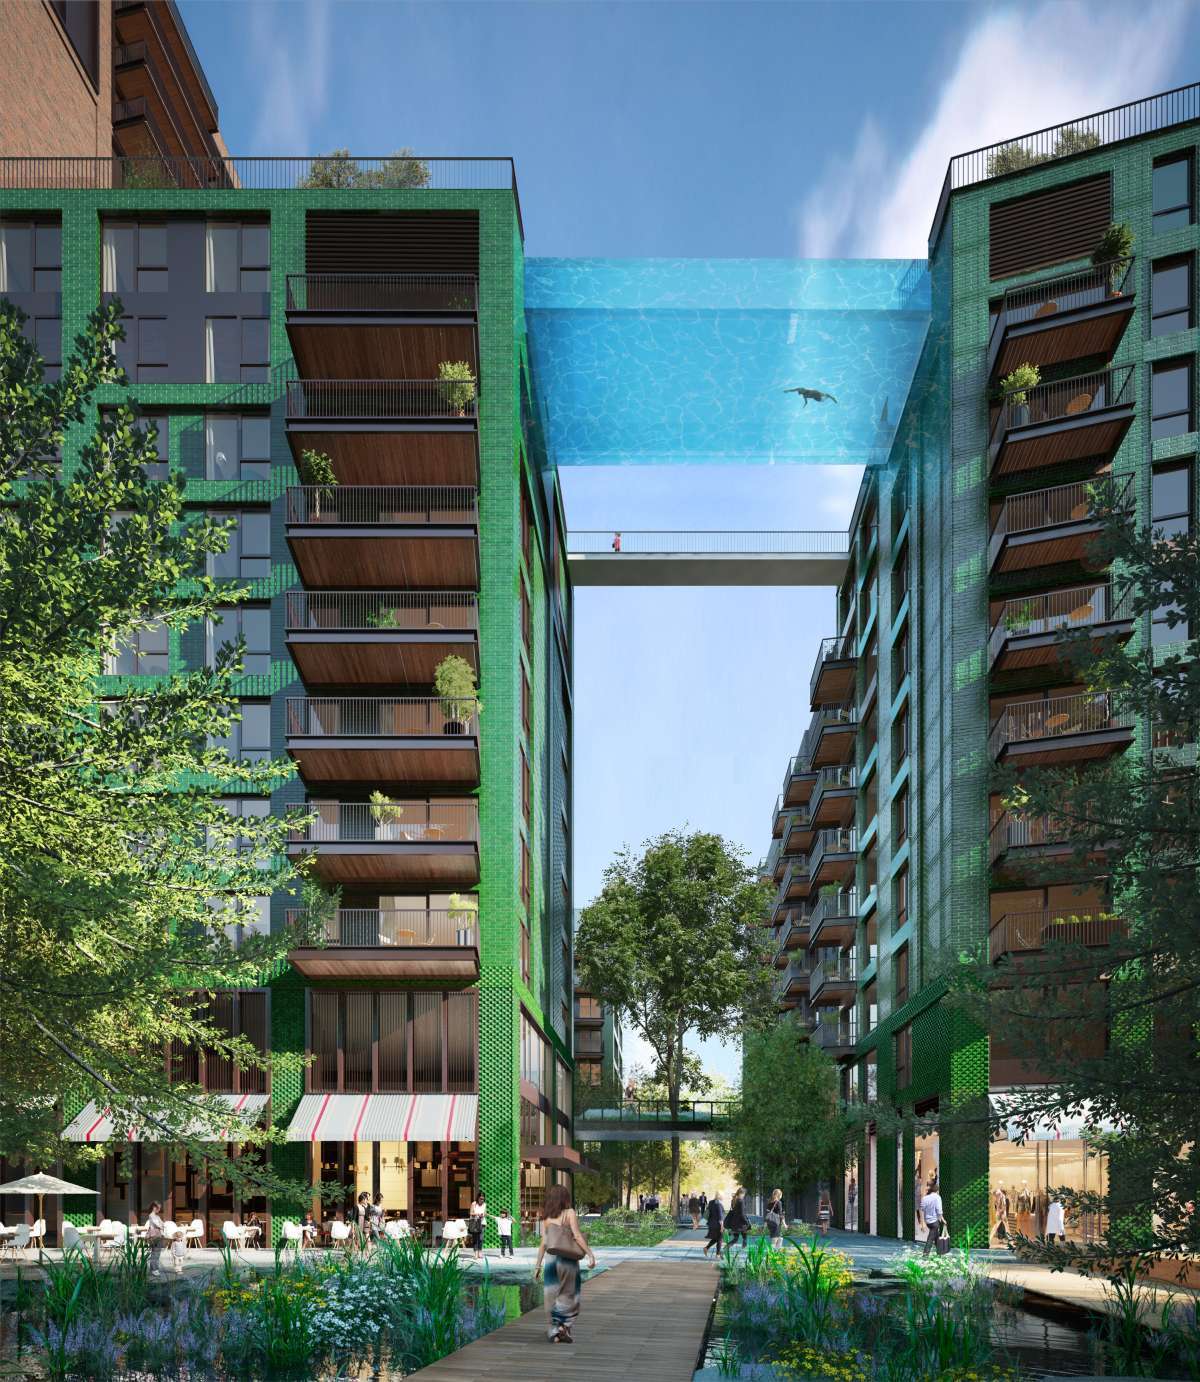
(990, 365, 1135, 457)
(289, 800, 479, 844)
(286, 696, 479, 738)
(285, 485, 478, 526)
(567, 530, 850, 556)
(988, 260, 1134, 360)
(989, 908, 1122, 964)
(988, 474, 1132, 558)
(286, 273, 478, 313)
(931, 81, 1200, 247)
(988, 691, 1132, 759)
(286, 907, 476, 949)
(285, 590, 479, 631)
(285, 378, 478, 420)
(987, 581, 1132, 667)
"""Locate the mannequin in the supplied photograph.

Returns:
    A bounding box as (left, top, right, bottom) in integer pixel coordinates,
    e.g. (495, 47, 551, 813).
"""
(1016, 1180, 1034, 1237)
(992, 1183, 1009, 1241)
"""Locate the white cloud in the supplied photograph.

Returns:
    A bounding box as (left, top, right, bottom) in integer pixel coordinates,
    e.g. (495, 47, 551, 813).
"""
(247, 0, 333, 154)
(798, 0, 1190, 258)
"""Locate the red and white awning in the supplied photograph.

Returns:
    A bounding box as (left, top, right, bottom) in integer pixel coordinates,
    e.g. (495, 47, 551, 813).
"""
(285, 1093, 478, 1143)
(62, 1093, 270, 1144)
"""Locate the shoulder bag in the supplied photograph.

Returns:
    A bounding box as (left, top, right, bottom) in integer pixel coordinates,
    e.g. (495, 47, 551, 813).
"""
(543, 1216, 586, 1261)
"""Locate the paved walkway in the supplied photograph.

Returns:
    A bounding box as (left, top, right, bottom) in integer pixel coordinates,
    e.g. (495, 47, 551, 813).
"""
(408, 1258, 715, 1379)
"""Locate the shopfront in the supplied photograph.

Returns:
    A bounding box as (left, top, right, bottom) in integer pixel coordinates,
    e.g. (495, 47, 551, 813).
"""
(913, 1123, 939, 1241)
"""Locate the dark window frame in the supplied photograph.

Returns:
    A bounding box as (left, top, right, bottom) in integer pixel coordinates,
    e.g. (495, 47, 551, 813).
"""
(1151, 358, 1194, 440)
(1152, 151, 1195, 233)
(1151, 255, 1194, 337)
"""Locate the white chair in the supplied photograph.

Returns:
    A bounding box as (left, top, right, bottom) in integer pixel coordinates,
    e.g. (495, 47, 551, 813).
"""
(222, 1220, 248, 1254)
(329, 1221, 351, 1250)
(184, 1217, 204, 1251)
(28, 1219, 46, 1252)
(10, 1225, 31, 1259)
(108, 1221, 128, 1248)
(162, 1219, 178, 1241)
(280, 1221, 304, 1255)
(98, 1218, 114, 1235)
(62, 1222, 82, 1254)
(384, 1218, 410, 1240)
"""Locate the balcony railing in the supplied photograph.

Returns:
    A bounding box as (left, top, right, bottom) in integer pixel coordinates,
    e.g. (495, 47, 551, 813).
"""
(289, 800, 479, 844)
(813, 1013, 858, 1049)
(286, 907, 476, 949)
(990, 365, 1135, 453)
(810, 632, 857, 704)
(286, 696, 479, 738)
(931, 81, 1200, 246)
(987, 581, 1132, 666)
(989, 909, 1122, 964)
(813, 826, 857, 862)
(988, 813, 1063, 864)
(566, 530, 850, 555)
(814, 765, 857, 795)
(286, 273, 479, 313)
(988, 261, 1134, 357)
(285, 485, 478, 525)
(285, 590, 479, 631)
(286, 379, 478, 421)
(811, 888, 858, 931)
(989, 474, 1132, 549)
(988, 691, 1131, 759)
(810, 952, 858, 996)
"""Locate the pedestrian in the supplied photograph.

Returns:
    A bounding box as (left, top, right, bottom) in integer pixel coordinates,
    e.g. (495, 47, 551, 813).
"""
(1045, 1197, 1066, 1243)
(724, 1189, 750, 1250)
(468, 1191, 487, 1260)
(637, 1192, 646, 1214)
(920, 1181, 946, 1256)
(816, 1189, 833, 1237)
(355, 1191, 371, 1244)
(764, 1188, 787, 1248)
(687, 1191, 701, 1230)
(369, 1192, 385, 1241)
(301, 1211, 318, 1247)
(847, 1176, 858, 1231)
(702, 1191, 725, 1260)
(495, 1207, 515, 1257)
(612, 531, 621, 552)
(144, 1201, 166, 1276)
(534, 1183, 595, 1345)
(699, 1191, 708, 1217)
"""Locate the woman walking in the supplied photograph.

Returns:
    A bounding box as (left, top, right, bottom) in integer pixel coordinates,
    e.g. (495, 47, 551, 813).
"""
(724, 1189, 750, 1251)
(468, 1192, 487, 1261)
(816, 1189, 833, 1237)
(533, 1184, 595, 1344)
(764, 1188, 787, 1248)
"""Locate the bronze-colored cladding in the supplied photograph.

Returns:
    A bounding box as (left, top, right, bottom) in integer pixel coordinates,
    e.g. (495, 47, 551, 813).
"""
(287, 635, 479, 687)
(288, 743, 481, 787)
(287, 946, 479, 980)
(288, 842, 479, 886)
(286, 532, 480, 591)
(989, 174, 1111, 280)
(992, 415, 1133, 479)
(989, 521, 1105, 575)
(991, 299, 1134, 379)
(285, 429, 479, 488)
(288, 322, 478, 382)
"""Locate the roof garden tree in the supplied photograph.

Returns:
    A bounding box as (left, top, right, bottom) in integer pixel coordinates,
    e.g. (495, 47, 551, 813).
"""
(0, 301, 309, 1197)
(575, 829, 773, 1213)
(954, 491, 1200, 1277)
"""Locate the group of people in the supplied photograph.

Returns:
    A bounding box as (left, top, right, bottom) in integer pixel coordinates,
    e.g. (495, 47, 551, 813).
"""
(298, 1192, 516, 1259)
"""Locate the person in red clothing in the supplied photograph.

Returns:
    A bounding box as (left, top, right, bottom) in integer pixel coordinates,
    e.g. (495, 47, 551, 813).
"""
(611, 532, 621, 552)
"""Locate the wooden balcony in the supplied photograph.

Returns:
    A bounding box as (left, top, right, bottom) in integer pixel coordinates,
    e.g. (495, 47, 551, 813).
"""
(286, 274, 478, 380)
(285, 590, 478, 686)
(988, 260, 1135, 382)
(777, 909, 811, 953)
(809, 828, 857, 888)
(780, 956, 811, 998)
(287, 799, 479, 886)
(286, 907, 478, 979)
(780, 856, 810, 902)
(771, 794, 787, 839)
(285, 485, 479, 590)
(809, 954, 858, 1007)
(810, 633, 857, 709)
(988, 475, 1131, 577)
(783, 806, 815, 855)
(285, 696, 480, 787)
(809, 706, 857, 768)
(808, 889, 858, 948)
(989, 365, 1134, 480)
(285, 379, 479, 488)
(988, 691, 1134, 768)
(810, 765, 857, 829)
(988, 582, 1134, 675)
(782, 754, 817, 807)
(989, 908, 1124, 965)
(812, 1011, 858, 1059)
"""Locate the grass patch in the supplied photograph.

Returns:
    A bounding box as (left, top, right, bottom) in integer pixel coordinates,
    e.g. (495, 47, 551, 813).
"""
(581, 1209, 678, 1246)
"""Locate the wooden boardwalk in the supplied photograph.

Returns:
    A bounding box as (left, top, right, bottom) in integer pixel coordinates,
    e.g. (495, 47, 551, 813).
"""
(410, 1259, 716, 1379)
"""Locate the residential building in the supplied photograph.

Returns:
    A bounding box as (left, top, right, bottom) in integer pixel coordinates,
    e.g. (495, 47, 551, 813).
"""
(573, 986, 623, 1091)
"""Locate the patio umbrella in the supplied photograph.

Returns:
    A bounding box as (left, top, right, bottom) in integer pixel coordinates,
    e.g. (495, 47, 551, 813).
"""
(0, 1171, 98, 1255)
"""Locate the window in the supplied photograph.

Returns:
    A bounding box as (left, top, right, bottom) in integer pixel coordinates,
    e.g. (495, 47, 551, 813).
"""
(891, 627, 910, 690)
(892, 538, 909, 618)
(207, 605, 271, 675)
(213, 796, 270, 850)
(1151, 464, 1192, 644)
(521, 746, 531, 822)
(575, 994, 602, 1021)
(521, 482, 533, 565)
(894, 1024, 912, 1089)
(521, 665, 531, 733)
(48, 1, 99, 86)
(894, 944, 910, 1006)
(308, 990, 476, 1094)
(520, 838, 531, 911)
(136, 414, 169, 480)
(209, 701, 271, 763)
(205, 317, 269, 383)
(893, 867, 909, 926)
(170, 991, 268, 1093)
(205, 223, 270, 294)
(205, 413, 271, 480)
(0, 220, 61, 293)
(106, 620, 168, 675)
(861, 838, 878, 896)
(521, 580, 532, 652)
(520, 919, 531, 985)
(102, 222, 167, 293)
(1151, 359, 1193, 440)
(208, 510, 271, 579)
(1153, 154, 1193, 233)
(1152, 256, 1193, 336)
(892, 784, 909, 846)
(34, 316, 61, 380)
(891, 704, 910, 765)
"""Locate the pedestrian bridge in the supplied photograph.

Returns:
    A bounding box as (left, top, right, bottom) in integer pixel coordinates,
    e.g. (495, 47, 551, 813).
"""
(566, 530, 849, 586)
(574, 1098, 738, 1142)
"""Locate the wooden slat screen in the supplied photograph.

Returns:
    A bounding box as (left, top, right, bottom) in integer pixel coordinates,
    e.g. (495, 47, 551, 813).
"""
(305, 211, 479, 275)
(989, 174, 1112, 281)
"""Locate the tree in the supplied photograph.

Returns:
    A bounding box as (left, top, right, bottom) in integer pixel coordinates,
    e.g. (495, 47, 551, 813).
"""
(575, 830, 772, 1212)
(955, 491, 1200, 1274)
(724, 1016, 845, 1206)
(299, 148, 430, 190)
(0, 301, 310, 1198)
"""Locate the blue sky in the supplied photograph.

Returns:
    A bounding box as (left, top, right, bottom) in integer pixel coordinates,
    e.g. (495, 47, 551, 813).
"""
(181, 0, 1198, 1081)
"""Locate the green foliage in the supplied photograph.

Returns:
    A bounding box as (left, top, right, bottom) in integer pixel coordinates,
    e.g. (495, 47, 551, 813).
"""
(1093, 220, 1134, 266)
(369, 790, 405, 825)
(298, 148, 431, 189)
(1053, 126, 1102, 157)
(447, 891, 478, 925)
(986, 126, 1098, 177)
(437, 359, 477, 413)
(998, 362, 1040, 407)
(434, 653, 481, 724)
(580, 1207, 677, 1245)
(0, 300, 308, 1193)
(296, 447, 338, 487)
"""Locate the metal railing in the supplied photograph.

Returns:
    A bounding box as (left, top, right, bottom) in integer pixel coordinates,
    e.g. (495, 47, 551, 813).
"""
(990, 365, 1135, 454)
(987, 581, 1132, 666)
(575, 1099, 736, 1125)
(566, 530, 850, 555)
(289, 800, 478, 844)
(286, 696, 479, 738)
(285, 590, 479, 632)
(988, 813, 1062, 864)
(989, 474, 1132, 550)
(765, 835, 783, 878)
(285, 485, 478, 525)
(286, 273, 479, 313)
(810, 632, 857, 703)
(783, 804, 812, 836)
(810, 952, 858, 997)
(778, 910, 812, 950)
(813, 765, 857, 795)
(812, 827, 858, 869)
(989, 909, 1123, 964)
(286, 907, 476, 949)
(813, 1013, 858, 1049)
(780, 856, 810, 894)
(988, 691, 1132, 758)
(285, 379, 478, 420)
(113, 97, 147, 124)
(931, 81, 1200, 246)
(811, 889, 858, 935)
(114, 0, 221, 126)
(782, 956, 811, 991)
(989, 260, 1134, 359)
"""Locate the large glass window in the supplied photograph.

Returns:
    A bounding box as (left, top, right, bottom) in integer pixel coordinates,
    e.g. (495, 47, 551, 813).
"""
(208, 701, 271, 763)
(205, 222, 270, 294)
(206, 317, 269, 383)
(208, 510, 271, 580)
(102, 222, 168, 293)
(308, 991, 476, 1093)
(105, 620, 168, 675)
(207, 606, 271, 675)
(1151, 256, 1193, 337)
(1151, 359, 1193, 440)
(0, 220, 61, 292)
(205, 413, 271, 480)
(1152, 154, 1193, 233)
(1151, 463, 1192, 645)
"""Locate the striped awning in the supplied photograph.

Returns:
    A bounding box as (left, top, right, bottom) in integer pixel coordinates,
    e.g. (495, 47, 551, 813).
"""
(62, 1093, 270, 1144)
(285, 1093, 478, 1143)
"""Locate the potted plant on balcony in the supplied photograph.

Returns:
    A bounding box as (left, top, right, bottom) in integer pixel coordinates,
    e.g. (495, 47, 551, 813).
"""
(448, 892, 478, 946)
(1003, 598, 1040, 635)
(434, 654, 481, 735)
(296, 448, 338, 521)
(999, 363, 1040, 427)
(1092, 222, 1133, 294)
(437, 360, 477, 416)
(369, 791, 405, 841)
